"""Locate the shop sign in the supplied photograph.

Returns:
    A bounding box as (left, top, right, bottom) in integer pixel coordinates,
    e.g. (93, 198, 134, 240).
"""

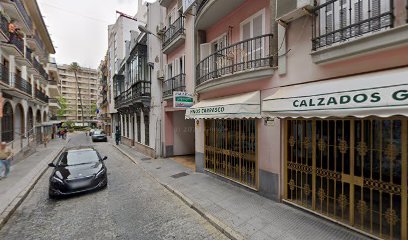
(183, 0, 196, 14)
(266, 85, 408, 113)
(173, 91, 193, 108)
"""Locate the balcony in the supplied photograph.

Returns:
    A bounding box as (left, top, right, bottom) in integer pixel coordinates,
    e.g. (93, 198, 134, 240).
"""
(196, 0, 245, 30)
(13, 74, 32, 96)
(33, 57, 48, 80)
(0, 63, 9, 86)
(25, 47, 32, 63)
(196, 34, 274, 93)
(162, 16, 185, 54)
(2, 0, 32, 34)
(311, 0, 408, 64)
(163, 73, 186, 99)
(2, 34, 24, 57)
(0, 15, 9, 41)
(27, 33, 46, 56)
(114, 81, 151, 109)
(48, 97, 60, 110)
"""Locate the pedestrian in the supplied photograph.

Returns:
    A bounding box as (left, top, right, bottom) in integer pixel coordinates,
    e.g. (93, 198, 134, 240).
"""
(0, 142, 13, 179)
(115, 126, 121, 145)
(43, 133, 49, 148)
(63, 128, 68, 139)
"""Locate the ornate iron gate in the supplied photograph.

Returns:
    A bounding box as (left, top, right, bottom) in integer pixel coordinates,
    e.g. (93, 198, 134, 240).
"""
(204, 119, 257, 188)
(285, 118, 407, 239)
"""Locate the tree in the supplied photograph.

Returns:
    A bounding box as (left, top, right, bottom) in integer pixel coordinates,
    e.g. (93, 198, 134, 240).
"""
(69, 62, 84, 126)
(56, 96, 67, 118)
(91, 104, 97, 116)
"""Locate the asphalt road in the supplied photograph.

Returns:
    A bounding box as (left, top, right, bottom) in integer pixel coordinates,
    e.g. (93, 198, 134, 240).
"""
(0, 133, 227, 240)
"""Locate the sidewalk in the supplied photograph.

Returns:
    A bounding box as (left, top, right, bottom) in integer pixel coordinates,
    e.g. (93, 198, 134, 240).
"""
(0, 137, 66, 228)
(114, 143, 370, 240)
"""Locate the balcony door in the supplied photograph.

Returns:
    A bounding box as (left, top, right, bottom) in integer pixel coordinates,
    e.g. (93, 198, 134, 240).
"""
(240, 9, 265, 68)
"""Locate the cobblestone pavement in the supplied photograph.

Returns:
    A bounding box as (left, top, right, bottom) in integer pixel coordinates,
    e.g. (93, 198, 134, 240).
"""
(0, 133, 227, 240)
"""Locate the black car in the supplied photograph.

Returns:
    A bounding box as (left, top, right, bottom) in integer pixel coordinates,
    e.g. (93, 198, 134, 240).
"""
(48, 147, 108, 198)
(92, 130, 107, 142)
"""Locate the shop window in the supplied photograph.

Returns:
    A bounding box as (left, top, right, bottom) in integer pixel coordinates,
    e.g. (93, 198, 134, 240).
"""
(285, 118, 406, 240)
(204, 119, 257, 188)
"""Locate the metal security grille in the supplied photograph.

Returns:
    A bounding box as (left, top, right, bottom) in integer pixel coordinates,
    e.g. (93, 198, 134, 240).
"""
(204, 119, 257, 188)
(285, 118, 407, 239)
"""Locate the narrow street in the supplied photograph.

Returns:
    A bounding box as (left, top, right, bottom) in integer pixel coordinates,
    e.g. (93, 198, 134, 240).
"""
(0, 133, 227, 240)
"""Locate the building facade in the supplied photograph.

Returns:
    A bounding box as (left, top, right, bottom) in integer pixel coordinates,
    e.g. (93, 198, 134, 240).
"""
(0, 0, 57, 154)
(160, 0, 195, 160)
(97, 53, 111, 135)
(113, 1, 163, 157)
(57, 64, 98, 122)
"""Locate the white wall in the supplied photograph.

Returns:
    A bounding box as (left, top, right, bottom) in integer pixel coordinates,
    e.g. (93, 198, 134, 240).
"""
(173, 111, 194, 155)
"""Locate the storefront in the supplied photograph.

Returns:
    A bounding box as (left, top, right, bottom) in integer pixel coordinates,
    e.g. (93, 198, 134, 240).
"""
(262, 68, 408, 239)
(186, 91, 260, 189)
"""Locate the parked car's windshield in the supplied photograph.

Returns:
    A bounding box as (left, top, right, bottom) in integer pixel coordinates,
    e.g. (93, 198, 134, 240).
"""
(58, 150, 100, 166)
(94, 130, 105, 135)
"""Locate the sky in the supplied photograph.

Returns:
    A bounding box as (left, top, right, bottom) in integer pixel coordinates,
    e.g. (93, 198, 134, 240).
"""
(37, 0, 155, 69)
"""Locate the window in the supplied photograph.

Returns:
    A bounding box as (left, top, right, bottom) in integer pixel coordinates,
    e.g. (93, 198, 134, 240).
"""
(315, 0, 392, 50)
(136, 113, 141, 143)
(240, 9, 265, 65)
(144, 113, 149, 145)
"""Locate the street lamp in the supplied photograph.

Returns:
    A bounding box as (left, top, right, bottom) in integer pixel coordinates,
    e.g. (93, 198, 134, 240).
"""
(138, 25, 161, 39)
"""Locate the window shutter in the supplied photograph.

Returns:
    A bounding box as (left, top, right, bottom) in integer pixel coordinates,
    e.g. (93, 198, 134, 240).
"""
(200, 43, 211, 61)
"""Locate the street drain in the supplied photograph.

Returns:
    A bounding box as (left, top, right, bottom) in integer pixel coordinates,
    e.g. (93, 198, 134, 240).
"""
(141, 158, 151, 161)
(170, 172, 189, 179)
(156, 167, 161, 169)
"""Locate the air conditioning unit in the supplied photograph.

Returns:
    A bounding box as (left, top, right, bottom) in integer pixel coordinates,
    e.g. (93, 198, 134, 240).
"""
(276, 0, 314, 24)
(156, 23, 165, 35)
(157, 70, 164, 80)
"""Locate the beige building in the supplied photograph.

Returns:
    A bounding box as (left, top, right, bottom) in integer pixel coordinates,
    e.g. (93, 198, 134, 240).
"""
(57, 64, 99, 122)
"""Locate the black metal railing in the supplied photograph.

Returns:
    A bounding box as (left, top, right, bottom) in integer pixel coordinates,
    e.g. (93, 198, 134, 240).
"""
(25, 47, 32, 63)
(9, 35, 24, 54)
(196, 34, 273, 86)
(163, 73, 186, 98)
(312, 0, 394, 50)
(12, 0, 33, 28)
(13, 74, 32, 95)
(163, 16, 185, 49)
(0, 64, 10, 85)
(197, 0, 209, 16)
(33, 58, 48, 80)
(0, 15, 10, 38)
(115, 81, 151, 109)
(35, 89, 48, 103)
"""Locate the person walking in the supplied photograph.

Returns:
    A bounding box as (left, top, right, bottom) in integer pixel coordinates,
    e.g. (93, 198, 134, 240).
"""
(0, 142, 13, 178)
(115, 126, 121, 145)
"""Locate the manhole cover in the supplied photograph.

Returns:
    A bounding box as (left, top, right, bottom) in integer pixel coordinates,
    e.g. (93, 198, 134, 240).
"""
(141, 158, 151, 161)
(170, 172, 189, 179)
(156, 167, 161, 169)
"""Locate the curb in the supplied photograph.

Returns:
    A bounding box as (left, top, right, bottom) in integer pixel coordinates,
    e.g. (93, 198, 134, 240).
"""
(112, 144, 245, 240)
(0, 145, 65, 230)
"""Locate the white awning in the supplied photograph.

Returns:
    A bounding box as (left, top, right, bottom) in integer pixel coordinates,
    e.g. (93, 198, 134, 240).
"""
(262, 68, 408, 118)
(186, 91, 261, 119)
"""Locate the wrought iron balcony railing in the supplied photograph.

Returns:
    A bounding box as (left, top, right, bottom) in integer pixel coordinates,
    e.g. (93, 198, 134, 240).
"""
(35, 89, 49, 103)
(33, 58, 48, 80)
(12, 0, 33, 29)
(14, 74, 32, 95)
(196, 34, 273, 86)
(114, 81, 151, 109)
(312, 0, 394, 51)
(9, 35, 24, 54)
(163, 73, 186, 98)
(25, 47, 32, 63)
(162, 16, 185, 49)
(0, 15, 10, 38)
(0, 64, 10, 85)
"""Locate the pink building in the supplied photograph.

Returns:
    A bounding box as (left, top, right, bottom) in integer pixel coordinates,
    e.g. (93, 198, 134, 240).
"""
(160, 0, 196, 160)
(186, 0, 408, 239)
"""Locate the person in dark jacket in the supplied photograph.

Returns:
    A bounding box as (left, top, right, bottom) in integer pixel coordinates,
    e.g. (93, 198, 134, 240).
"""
(115, 126, 121, 145)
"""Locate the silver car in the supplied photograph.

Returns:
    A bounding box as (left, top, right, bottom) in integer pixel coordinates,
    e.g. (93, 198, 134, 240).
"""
(91, 130, 107, 142)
